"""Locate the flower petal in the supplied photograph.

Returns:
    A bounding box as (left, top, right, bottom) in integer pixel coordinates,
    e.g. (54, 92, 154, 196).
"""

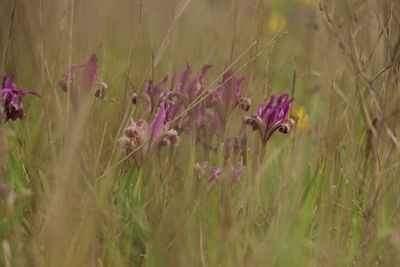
(78, 53, 98, 90)
(177, 62, 192, 92)
(234, 167, 246, 181)
(209, 166, 221, 183)
(150, 103, 167, 139)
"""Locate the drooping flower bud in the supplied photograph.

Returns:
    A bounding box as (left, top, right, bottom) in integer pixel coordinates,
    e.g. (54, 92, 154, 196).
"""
(118, 136, 131, 151)
(132, 93, 137, 105)
(123, 126, 139, 138)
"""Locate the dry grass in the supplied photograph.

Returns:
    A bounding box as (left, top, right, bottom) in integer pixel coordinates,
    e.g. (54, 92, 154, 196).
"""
(1, 0, 400, 266)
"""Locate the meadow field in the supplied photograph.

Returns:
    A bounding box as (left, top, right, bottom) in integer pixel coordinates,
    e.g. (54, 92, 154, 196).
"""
(1, 0, 400, 266)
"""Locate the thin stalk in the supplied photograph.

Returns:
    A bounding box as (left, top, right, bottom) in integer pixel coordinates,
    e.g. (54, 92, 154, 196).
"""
(258, 142, 267, 172)
(185, 135, 196, 199)
(134, 167, 144, 199)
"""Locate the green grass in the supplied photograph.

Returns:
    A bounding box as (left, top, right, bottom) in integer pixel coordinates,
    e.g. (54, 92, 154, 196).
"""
(1, 0, 400, 266)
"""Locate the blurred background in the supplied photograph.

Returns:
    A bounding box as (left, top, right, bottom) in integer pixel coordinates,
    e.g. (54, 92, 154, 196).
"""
(1, 0, 400, 266)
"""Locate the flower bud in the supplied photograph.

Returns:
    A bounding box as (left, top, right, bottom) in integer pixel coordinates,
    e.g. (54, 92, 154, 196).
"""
(239, 98, 251, 112)
(194, 161, 208, 180)
(132, 93, 137, 105)
(160, 138, 170, 147)
(123, 126, 139, 138)
(170, 133, 180, 147)
(118, 136, 131, 151)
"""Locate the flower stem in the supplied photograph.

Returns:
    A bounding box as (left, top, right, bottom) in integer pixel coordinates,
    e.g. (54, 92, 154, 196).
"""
(184, 144, 196, 199)
(256, 142, 267, 172)
(134, 167, 143, 199)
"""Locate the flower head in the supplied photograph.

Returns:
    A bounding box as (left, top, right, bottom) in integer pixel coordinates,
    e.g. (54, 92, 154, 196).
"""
(194, 162, 246, 185)
(1, 74, 40, 122)
(170, 63, 212, 127)
(119, 103, 180, 167)
(245, 93, 294, 143)
(212, 70, 250, 126)
(267, 12, 287, 35)
(193, 161, 222, 183)
(141, 62, 212, 132)
(142, 76, 169, 114)
(206, 111, 221, 140)
(296, 0, 317, 6)
(59, 53, 107, 99)
(209, 166, 222, 183)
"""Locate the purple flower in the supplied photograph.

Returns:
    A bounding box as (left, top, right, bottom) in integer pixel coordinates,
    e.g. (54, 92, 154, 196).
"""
(234, 166, 246, 181)
(209, 166, 221, 183)
(176, 63, 212, 105)
(142, 76, 169, 114)
(245, 93, 295, 143)
(163, 97, 188, 132)
(207, 111, 221, 140)
(170, 63, 212, 130)
(59, 53, 107, 99)
(119, 103, 180, 167)
(194, 161, 246, 185)
(1, 74, 40, 122)
(212, 70, 250, 125)
(140, 76, 184, 130)
(168, 63, 212, 127)
(140, 62, 212, 132)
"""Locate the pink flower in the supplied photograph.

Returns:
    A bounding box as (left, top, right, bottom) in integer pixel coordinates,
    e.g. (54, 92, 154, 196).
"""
(209, 166, 222, 183)
(194, 162, 246, 184)
(59, 53, 107, 99)
(169, 63, 212, 128)
(142, 76, 169, 114)
(140, 62, 212, 132)
(119, 103, 180, 167)
(211, 70, 250, 125)
(234, 167, 246, 181)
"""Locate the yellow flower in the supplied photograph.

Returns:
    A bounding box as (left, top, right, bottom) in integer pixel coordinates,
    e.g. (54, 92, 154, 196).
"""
(267, 12, 287, 35)
(296, 0, 317, 5)
(290, 107, 309, 132)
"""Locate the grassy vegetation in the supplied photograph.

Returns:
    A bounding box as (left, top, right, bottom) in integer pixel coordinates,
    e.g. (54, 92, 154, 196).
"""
(1, 0, 400, 266)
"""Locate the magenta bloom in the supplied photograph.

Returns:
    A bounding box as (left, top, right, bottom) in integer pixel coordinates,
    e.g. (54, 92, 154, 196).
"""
(167, 63, 212, 129)
(119, 103, 180, 167)
(209, 166, 222, 183)
(141, 62, 212, 131)
(212, 70, 250, 125)
(174, 63, 212, 107)
(142, 76, 169, 114)
(1, 74, 40, 122)
(234, 167, 246, 181)
(59, 53, 107, 99)
(194, 162, 221, 183)
(194, 162, 246, 184)
(245, 93, 294, 143)
(206, 111, 221, 140)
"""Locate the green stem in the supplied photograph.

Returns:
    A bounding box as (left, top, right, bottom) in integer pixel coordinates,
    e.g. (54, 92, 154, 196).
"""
(134, 167, 144, 199)
(216, 141, 224, 168)
(185, 144, 196, 199)
(256, 142, 266, 173)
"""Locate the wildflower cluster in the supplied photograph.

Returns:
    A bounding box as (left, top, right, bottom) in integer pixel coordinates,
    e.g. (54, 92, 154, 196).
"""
(118, 103, 180, 167)
(0, 53, 105, 125)
(1, 55, 298, 186)
(0, 50, 304, 203)
(119, 62, 296, 185)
